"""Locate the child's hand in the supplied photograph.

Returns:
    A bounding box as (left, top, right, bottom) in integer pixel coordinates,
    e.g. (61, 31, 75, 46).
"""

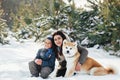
(35, 59, 42, 65)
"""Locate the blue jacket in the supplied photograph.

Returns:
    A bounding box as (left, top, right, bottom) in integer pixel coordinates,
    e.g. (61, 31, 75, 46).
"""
(35, 48, 55, 71)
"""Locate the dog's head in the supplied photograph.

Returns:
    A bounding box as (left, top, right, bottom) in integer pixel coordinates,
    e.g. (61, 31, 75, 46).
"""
(62, 40, 78, 58)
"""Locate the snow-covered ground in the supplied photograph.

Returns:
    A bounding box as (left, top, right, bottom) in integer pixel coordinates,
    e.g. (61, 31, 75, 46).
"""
(0, 38, 120, 80)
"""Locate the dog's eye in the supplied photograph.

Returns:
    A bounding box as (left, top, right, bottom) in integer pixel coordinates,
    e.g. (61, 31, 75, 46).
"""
(70, 48, 72, 50)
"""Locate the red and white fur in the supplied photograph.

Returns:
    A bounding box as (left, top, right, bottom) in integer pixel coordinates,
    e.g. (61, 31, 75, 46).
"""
(62, 40, 115, 77)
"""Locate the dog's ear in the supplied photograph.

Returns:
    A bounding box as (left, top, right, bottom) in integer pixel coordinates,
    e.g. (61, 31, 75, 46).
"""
(63, 39, 67, 44)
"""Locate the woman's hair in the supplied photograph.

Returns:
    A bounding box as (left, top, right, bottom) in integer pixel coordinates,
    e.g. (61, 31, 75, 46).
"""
(52, 30, 67, 59)
(52, 30, 66, 41)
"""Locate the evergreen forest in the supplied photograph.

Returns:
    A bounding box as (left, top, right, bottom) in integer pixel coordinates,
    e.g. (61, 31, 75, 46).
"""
(0, 0, 120, 52)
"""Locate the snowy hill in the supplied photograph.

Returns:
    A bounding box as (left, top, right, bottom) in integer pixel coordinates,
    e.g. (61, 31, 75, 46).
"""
(0, 39, 120, 80)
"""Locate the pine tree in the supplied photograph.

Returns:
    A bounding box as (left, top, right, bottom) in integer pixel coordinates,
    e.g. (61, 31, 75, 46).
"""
(68, 0, 102, 44)
(99, 0, 120, 51)
(78, 0, 120, 51)
(0, 3, 8, 44)
(10, 0, 57, 41)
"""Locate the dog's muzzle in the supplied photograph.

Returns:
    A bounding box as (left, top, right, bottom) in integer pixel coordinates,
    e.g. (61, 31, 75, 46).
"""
(67, 50, 69, 54)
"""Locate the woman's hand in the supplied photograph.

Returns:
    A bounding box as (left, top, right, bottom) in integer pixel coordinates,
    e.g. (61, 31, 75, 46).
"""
(75, 63, 81, 71)
(35, 59, 42, 65)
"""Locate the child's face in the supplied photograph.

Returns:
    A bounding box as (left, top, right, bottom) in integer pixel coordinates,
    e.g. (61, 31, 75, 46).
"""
(44, 39, 52, 49)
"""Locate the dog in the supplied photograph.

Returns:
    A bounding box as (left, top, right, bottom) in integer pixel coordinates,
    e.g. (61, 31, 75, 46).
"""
(62, 40, 115, 77)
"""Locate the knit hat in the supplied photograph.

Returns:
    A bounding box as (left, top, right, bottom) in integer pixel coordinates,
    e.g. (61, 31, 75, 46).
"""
(46, 36, 53, 41)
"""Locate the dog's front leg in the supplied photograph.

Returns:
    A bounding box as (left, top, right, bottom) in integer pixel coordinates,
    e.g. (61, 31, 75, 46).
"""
(65, 68, 74, 77)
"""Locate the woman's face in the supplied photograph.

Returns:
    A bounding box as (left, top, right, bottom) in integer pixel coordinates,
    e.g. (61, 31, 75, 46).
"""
(54, 35, 63, 47)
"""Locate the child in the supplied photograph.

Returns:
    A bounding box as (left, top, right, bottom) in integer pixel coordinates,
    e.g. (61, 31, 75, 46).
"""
(28, 37, 55, 79)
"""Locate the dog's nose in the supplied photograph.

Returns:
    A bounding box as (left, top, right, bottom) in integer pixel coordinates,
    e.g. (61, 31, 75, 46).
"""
(67, 51, 69, 53)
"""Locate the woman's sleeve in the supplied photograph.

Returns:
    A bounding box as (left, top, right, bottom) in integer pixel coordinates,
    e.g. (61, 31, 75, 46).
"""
(77, 45, 88, 65)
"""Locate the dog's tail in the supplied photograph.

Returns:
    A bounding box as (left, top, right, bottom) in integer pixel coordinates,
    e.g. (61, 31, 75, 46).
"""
(90, 66, 117, 76)
(106, 68, 115, 74)
(106, 66, 118, 74)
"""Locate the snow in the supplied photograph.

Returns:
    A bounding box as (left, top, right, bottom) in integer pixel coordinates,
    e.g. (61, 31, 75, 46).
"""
(63, 0, 103, 11)
(0, 38, 120, 80)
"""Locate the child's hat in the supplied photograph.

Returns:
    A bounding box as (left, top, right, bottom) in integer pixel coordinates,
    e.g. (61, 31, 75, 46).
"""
(47, 36, 53, 41)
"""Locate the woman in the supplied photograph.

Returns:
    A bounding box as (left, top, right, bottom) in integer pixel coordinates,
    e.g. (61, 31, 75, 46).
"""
(52, 30, 88, 77)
